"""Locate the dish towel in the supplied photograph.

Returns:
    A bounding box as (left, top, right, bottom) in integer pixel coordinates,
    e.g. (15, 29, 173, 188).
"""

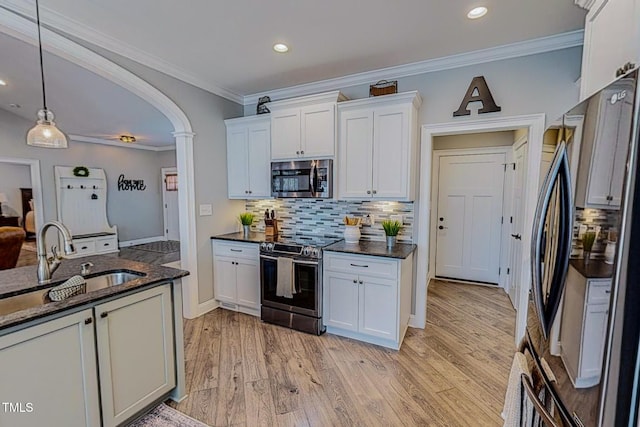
(502, 352, 532, 427)
(276, 257, 295, 298)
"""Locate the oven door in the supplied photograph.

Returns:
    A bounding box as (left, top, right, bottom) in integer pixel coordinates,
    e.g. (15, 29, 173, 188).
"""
(260, 255, 321, 318)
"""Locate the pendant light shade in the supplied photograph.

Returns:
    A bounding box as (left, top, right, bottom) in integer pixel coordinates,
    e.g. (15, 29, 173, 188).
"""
(27, 109, 68, 148)
(27, 0, 67, 149)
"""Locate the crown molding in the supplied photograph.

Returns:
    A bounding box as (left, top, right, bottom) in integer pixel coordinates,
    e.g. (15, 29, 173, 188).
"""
(243, 30, 584, 105)
(574, 0, 597, 10)
(69, 135, 175, 152)
(2, 0, 244, 105)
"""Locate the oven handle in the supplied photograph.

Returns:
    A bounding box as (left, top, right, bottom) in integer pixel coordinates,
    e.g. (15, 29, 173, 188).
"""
(310, 162, 316, 194)
(260, 254, 319, 266)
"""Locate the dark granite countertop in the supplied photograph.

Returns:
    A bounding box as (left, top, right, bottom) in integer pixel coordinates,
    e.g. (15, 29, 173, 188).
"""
(324, 240, 417, 259)
(569, 258, 614, 279)
(0, 256, 189, 332)
(211, 231, 265, 244)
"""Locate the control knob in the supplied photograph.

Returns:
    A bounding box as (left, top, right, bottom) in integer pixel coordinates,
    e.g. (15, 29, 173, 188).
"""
(266, 243, 274, 252)
(260, 242, 267, 251)
(311, 248, 320, 258)
(302, 246, 312, 256)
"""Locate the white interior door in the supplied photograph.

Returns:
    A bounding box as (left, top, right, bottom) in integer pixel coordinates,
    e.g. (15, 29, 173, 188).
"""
(435, 153, 505, 284)
(162, 168, 180, 241)
(509, 143, 527, 307)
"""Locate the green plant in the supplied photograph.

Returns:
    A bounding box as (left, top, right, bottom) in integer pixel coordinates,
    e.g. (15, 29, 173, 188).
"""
(239, 212, 255, 226)
(582, 231, 596, 252)
(381, 220, 402, 236)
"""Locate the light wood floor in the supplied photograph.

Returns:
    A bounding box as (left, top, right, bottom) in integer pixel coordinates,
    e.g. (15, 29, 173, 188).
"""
(169, 280, 516, 427)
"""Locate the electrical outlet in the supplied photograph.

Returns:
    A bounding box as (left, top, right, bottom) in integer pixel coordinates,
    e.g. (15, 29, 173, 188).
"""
(199, 204, 212, 216)
(390, 214, 403, 224)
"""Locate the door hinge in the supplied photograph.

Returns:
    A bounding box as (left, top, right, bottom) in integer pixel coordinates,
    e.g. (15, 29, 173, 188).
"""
(510, 216, 513, 223)
(499, 267, 501, 275)
(503, 164, 507, 172)
(501, 216, 504, 224)
(507, 268, 510, 275)
(513, 163, 516, 170)
(165, 204, 168, 208)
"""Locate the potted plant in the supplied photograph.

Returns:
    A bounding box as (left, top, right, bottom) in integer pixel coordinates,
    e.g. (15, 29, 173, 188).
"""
(239, 212, 255, 236)
(381, 220, 402, 248)
(582, 231, 596, 264)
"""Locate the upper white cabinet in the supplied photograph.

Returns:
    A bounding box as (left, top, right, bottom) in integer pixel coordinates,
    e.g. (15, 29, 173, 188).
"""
(579, 0, 640, 99)
(337, 92, 421, 201)
(575, 82, 634, 209)
(225, 115, 271, 199)
(269, 91, 347, 160)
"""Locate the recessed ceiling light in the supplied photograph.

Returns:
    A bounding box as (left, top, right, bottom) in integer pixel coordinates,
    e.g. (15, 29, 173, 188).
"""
(467, 6, 488, 19)
(119, 135, 136, 143)
(0, 79, 6, 86)
(273, 43, 289, 53)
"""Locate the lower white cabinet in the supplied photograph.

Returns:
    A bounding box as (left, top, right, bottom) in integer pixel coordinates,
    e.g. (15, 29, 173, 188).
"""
(560, 265, 611, 388)
(0, 283, 177, 427)
(68, 234, 119, 258)
(212, 240, 260, 316)
(0, 309, 101, 427)
(96, 285, 175, 427)
(323, 252, 413, 349)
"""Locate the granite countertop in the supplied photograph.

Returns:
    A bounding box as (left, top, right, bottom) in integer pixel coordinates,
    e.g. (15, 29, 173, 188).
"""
(324, 240, 417, 259)
(211, 231, 265, 244)
(569, 258, 614, 279)
(0, 256, 189, 331)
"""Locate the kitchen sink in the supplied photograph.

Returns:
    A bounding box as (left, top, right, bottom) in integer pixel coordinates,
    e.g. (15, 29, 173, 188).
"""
(0, 270, 146, 317)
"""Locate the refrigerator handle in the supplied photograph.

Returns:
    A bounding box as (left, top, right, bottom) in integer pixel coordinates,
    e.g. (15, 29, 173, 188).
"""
(521, 374, 561, 427)
(531, 141, 573, 339)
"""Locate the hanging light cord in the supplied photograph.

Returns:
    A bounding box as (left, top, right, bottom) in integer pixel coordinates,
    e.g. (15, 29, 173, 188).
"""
(35, 0, 47, 112)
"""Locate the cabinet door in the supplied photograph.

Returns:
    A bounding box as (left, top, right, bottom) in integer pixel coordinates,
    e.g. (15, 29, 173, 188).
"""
(0, 309, 101, 427)
(301, 103, 335, 158)
(358, 276, 398, 340)
(581, 0, 639, 99)
(324, 271, 359, 331)
(226, 126, 250, 198)
(338, 108, 374, 199)
(372, 106, 410, 199)
(95, 285, 175, 427)
(214, 256, 237, 304)
(580, 303, 609, 379)
(236, 257, 260, 309)
(609, 95, 634, 206)
(247, 122, 272, 198)
(271, 108, 301, 160)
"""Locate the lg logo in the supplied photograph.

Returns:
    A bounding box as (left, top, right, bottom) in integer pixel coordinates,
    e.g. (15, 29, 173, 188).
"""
(611, 90, 627, 105)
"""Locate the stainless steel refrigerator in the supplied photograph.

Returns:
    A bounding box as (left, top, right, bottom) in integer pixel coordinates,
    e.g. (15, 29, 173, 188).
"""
(524, 69, 640, 426)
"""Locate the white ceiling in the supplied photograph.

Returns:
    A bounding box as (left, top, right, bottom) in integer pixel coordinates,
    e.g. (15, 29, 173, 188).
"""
(0, 31, 175, 148)
(4, 0, 586, 101)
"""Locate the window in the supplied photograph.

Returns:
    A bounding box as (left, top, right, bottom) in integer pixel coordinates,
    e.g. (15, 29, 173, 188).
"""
(165, 173, 178, 191)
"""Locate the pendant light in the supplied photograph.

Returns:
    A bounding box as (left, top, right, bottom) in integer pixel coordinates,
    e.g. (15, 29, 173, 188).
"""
(26, 0, 68, 148)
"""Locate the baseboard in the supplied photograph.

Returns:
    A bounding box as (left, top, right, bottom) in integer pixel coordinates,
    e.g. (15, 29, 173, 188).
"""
(408, 314, 425, 329)
(196, 299, 219, 317)
(119, 236, 166, 247)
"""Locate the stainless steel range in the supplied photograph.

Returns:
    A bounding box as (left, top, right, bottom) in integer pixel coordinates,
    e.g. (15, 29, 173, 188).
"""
(259, 235, 340, 335)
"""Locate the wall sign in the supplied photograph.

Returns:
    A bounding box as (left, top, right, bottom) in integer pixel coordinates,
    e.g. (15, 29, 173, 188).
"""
(117, 174, 147, 191)
(453, 76, 502, 117)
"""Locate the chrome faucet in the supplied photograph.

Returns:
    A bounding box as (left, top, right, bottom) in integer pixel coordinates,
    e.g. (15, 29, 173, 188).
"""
(37, 221, 76, 284)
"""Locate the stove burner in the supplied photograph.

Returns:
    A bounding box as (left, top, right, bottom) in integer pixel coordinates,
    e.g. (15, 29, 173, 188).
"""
(259, 234, 341, 259)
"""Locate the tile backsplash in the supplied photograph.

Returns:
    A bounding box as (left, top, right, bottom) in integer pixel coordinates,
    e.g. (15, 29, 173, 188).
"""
(245, 199, 414, 242)
(571, 208, 620, 258)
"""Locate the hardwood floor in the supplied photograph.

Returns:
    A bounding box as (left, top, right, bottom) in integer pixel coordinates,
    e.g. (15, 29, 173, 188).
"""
(169, 279, 516, 426)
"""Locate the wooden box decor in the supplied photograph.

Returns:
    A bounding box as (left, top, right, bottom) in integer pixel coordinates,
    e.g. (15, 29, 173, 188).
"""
(369, 80, 398, 97)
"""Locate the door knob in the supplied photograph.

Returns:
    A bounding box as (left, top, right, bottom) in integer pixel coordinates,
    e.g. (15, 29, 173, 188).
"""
(439, 217, 444, 221)
(439, 226, 444, 230)
(367, 190, 371, 194)
(511, 234, 522, 240)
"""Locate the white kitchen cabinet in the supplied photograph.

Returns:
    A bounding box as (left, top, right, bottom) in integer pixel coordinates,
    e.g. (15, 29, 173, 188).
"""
(225, 115, 271, 199)
(579, 0, 640, 100)
(323, 251, 413, 349)
(337, 91, 421, 201)
(95, 284, 175, 427)
(0, 309, 101, 427)
(560, 265, 611, 388)
(212, 240, 260, 316)
(269, 91, 346, 161)
(575, 83, 634, 209)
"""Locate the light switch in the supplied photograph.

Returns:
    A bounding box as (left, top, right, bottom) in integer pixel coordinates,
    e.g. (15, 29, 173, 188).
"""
(199, 204, 213, 216)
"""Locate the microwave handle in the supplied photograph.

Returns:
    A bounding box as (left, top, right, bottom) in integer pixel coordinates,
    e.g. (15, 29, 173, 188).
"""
(309, 163, 316, 194)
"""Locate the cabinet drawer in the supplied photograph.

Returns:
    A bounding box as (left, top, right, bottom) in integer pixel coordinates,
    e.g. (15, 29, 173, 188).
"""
(587, 280, 612, 305)
(324, 253, 398, 280)
(96, 236, 118, 253)
(213, 240, 259, 259)
(74, 239, 96, 255)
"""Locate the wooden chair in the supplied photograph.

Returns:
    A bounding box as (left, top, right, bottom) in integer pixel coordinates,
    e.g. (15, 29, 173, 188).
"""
(0, 226, 26, 270)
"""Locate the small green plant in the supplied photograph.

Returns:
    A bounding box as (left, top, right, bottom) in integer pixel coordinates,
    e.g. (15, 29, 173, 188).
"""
(239, 212, 255, 226)
(582, 231, 596, 252)
(381, 220, 402, 236)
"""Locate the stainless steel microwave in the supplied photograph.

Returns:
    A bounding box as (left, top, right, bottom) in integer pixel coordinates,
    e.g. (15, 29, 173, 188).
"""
(271, 159, 332, 198)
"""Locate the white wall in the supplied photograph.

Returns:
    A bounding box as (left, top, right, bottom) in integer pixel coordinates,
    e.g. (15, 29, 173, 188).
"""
(0, 162, 30, 218)
(0, 109, 174, 241)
